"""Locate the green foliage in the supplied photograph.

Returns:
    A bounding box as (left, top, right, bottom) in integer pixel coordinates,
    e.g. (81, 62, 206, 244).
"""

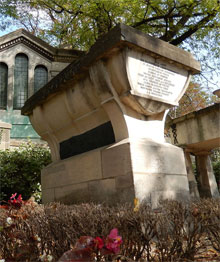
(211, 149, 220, 189)
(211, 148, 220, 162)
(0, 142, 51, 202)
(169, 82, 211, 118)
(1, 0, 219, 49)
(213, 161, 220, 189)
(0, 0, 219, 88)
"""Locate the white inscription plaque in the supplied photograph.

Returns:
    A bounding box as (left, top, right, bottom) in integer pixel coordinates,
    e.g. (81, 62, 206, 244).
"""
(127, 51, 188, 105)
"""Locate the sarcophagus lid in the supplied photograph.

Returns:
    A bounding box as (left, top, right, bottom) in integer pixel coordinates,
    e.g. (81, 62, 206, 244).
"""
(22, 23, 200, 117)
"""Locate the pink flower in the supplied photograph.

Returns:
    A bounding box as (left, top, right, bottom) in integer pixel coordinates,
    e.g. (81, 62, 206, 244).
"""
(58, 229, 123, 261)
(105, 228, 122, 254)
(10, 193, 17, 200)
(17, 194, 22, 202)
(8, 193, 23, 208)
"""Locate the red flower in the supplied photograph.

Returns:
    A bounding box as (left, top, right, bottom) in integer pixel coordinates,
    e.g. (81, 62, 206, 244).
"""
(93, 237, 104, 249)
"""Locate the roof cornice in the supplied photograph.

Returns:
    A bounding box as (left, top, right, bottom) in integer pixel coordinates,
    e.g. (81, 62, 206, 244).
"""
(0, 28, 84, 62)
(0, 35, 54, 60)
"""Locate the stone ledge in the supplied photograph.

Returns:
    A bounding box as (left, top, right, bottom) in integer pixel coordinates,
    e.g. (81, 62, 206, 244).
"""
(166, 103, 220, 126)
(0, 121, 12, 129)
(22, 23, 200, 116)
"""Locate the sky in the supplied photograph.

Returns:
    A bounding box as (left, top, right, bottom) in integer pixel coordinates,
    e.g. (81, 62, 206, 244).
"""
(0, 27, 15, 36)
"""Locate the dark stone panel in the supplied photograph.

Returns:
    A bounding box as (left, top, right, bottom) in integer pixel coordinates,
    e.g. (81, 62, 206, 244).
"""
(60, 121, 115, 160)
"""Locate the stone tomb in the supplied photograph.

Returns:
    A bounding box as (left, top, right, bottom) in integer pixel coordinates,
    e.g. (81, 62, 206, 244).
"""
(167, 103, 220, 199)
(22, 24, 201, 206)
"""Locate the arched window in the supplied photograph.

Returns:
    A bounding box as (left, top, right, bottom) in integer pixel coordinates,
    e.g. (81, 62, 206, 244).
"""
(13, 53, 28, 109)
(34, 65, 48, 92)
(0, 62, 8, 109)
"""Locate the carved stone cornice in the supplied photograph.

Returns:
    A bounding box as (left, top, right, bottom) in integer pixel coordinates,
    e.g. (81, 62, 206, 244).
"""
(0, 33, 84, 62)
(0, 36, 54, 61)
(53, 55, 80, 63)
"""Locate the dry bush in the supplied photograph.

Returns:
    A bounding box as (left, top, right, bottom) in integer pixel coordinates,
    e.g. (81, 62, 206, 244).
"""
(0, 202, 44, 261)
(0, 199, 220, 261)
(114, 203, 157, 261)
(200, 199, 220, 253)
(42, 203, 118, 258)
(0, 202, 122, 261)
(153, 200, 208, 262)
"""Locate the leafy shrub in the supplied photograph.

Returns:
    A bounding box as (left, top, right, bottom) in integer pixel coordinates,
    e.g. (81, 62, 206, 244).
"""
(211, 149, 220, 190)
(0, 199, 219, 261)
(0, 142, 51, 202)
(213, 161, 220, 190)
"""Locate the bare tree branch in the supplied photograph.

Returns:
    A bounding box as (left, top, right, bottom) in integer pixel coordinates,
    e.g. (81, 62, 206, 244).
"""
(170, 10, 219, 45)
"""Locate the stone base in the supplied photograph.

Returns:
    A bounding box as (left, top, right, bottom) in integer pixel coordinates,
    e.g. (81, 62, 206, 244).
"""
(41, 138, 190, 206)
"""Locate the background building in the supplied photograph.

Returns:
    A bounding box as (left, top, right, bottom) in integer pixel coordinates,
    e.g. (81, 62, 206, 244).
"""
(0, 29, 83, 146)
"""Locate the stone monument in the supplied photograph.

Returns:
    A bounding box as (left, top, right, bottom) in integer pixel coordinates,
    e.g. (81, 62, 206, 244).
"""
(22, 24, 201, 206)
(167, 103, 220, 199)
(0, 121, 11, 150)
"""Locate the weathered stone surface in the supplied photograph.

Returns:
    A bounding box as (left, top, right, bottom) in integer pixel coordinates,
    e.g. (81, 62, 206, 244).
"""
(102, 142, 132, 178)
(41, 137, 191, 205)
(42, 188, 55, 203)
(130, 138, 190, 204)
(133, 173, 189, 203)
(64, 150, 103, 183)
(41, 163, 67, 189)
(54, 182, 89, 204)
(0, 121, 11, 150)
(164, 174, 190, 191)
(116, 186, 135, 204)
(184, 151, 200, 198)
(41, 149, 103, 191)
(167, 103, 220, 152)
(166, 103, 220, 200)
(130, 139, 187, 175)
(196, 153, 219, 198)
(115, 174, 134, 189)
(88, 179, 116, 204)
(150, 190, 190, 209)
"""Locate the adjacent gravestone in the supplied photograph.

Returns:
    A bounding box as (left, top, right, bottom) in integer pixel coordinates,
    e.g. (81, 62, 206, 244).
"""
(22, 24, 200, 206)
(0, 121, 11, 150)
